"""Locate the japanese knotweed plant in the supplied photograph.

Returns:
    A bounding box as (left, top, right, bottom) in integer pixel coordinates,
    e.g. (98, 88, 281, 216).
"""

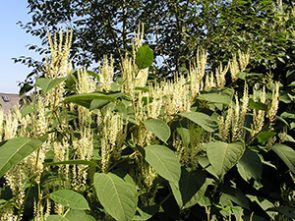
(0, 27, 294, 221)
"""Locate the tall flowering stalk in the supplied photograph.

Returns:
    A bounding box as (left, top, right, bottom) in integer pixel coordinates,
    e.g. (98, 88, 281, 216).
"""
(219, 83, 249, 142)
(100, 110, 125, 173)
(267, 81, 280, 123)
(100, 55, 114, 91)
(190, 48, 207, 98)
(122, 23, 147, 95)
(230, 50, 250, 82)
(251, 86, 266, 137)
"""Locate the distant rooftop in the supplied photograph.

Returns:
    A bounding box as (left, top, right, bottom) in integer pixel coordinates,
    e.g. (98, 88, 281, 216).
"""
(0, 93, 20, 112)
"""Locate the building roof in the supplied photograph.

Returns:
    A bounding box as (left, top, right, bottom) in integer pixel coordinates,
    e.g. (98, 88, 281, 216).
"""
(0, 93, 20, 112)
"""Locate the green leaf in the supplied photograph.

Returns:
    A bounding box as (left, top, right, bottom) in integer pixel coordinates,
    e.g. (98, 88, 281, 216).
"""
(144, 145, 181, 186)
(65, 210, 96, 221)
(249, 99, 268, 110)
(176, 128, 190, 146)
(285, 134, 295, 143)
(272, 144, 295, 173)
(247, 195, 276, 219)
(20, 103, 36, 117)
(135, 44, 154, 69)
(277, 57, 285, 63)
(205, 141, 245, 177)
(0, 199, 7, 205)
(198, 156, 219, 178)
(46, 215, 69, 221)
(36, 77, 66, 93)
(269, 206, 295, 219)
(281, 112, 295, 119)
(0, 137, 43, 178)
(132, 208, 154, 221)
(279, 94, 292, 104)
(93, 173, 138, 221)
(64, 93, 116, 109)
(256, 131, 276, 145)
(86, 70, 100, 81)
(132, 205, 159, 221)
(220, 187, 250, 210)
(49, 189, 90, 210)
(276, 116, 289, 126)
(89, 98, 111, 110)
(183, 178, 213, 208)
(238, 72, 247, 80)
(198, 92, 231, 105)
(237, 149, 262, 181)
(179, 112, 216, 132)
(170, 169, 206, 209)
(143, 119, 171, 143)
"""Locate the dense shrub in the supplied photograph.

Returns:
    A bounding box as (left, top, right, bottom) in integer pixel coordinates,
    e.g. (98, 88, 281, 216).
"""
(0, 28, 294, 221)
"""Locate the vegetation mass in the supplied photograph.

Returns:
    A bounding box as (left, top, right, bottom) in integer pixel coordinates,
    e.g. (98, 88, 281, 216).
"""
(1, 0, 295, 221)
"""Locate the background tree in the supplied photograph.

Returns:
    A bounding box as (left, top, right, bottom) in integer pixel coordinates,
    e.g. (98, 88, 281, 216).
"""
(16, 0, 295, 93)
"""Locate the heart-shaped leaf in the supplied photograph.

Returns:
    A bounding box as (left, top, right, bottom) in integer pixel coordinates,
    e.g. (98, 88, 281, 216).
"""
(237, 149, 262, 181)
(50, 189, 90, 210)
(135, 45, 154, 69)
(143, 118, 170, 143)
(94, 173, 138, 221)
(205, 141, 245, 177)
(170, 168, 206, 208)
(144, 145, 181, 186)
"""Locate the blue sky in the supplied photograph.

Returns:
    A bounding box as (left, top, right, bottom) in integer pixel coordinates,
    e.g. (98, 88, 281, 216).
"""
(0, 1, 41, 93)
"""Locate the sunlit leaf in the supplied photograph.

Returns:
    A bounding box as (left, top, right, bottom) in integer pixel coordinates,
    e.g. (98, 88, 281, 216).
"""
(64, 93, 117, 109)
(65, 210, 96, 221)
(144, 145, 181, 186)
(0, 137, 43, 178)
(205, 141, 245, 177)
(94, 173, 138, 221)
(179, 112, 216, 132)
(143, 118, 170, 143)
(135, 45, 154, 69)
(36, 77, 66, 93)
(256, 131, 276, 145)
(50, 189, 90, 210)
(198, 92, 231, 105)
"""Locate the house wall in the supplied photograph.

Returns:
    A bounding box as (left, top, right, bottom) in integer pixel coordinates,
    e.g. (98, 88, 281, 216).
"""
(0, 93, 20, 112)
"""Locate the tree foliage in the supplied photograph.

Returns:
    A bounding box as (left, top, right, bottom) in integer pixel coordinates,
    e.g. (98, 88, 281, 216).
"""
(16, 0, 295, 94)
